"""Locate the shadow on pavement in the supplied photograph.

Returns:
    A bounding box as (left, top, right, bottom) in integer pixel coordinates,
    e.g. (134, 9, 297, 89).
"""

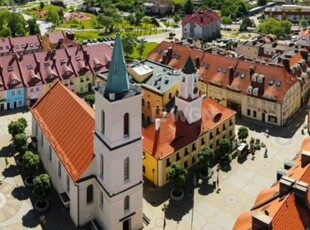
(236, 106, 308, 138)
(22, 209, 40, 228)
(0, 145, 13, 158)
(198, 183, 214, 196)
(165, 196, 193, 222)
(2, 164, 20, 178)
(11, 185, 31, 200)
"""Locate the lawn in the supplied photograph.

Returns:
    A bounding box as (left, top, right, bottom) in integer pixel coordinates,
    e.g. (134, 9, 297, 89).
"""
(74, 31, 102, 41)
(60, 13, 97, 29)
(129, 42, 158, 60)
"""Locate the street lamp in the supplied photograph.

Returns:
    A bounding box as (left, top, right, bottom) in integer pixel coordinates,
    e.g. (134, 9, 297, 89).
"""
(216, 164, 220, 192)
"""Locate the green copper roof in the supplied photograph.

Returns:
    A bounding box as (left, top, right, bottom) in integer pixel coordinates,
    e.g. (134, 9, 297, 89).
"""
(105, 34, 130, 95)
(182, 56, 197, 74)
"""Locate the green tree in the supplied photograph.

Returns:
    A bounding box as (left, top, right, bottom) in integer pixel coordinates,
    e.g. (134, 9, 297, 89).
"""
(184, 0, 194, 14)
(22, 151, 40, 176)
(239, 17, 253, 32)
(257, 0, 267, 6)
(8, 118, 27, 139)
(300, 18, 308, 28)
(259, 18, 291, 37)
(219, 138, 231, 159)
(127, 14, 136, 26)
(8, 12, 26, 37)
(167, 163, 187, 194)
(222, 16, 232, 25)
(84, 94, 95, 107)
(221, 0, 248, 20)
(13, 133, 28, 155)
(39, 1, 45, 9)
(0, 27, 11, 37)
(135, 10, 144, 26)
(46, 6, 60, 25)
(28, 18, 40, 35)
(198, 147, 214, 176)
(137, 41, 146, 59)
(121, 33, 137, 57)
(174, 14, 181, 24)
(238, 127, 249, 141)
(33, 174, 51, 201)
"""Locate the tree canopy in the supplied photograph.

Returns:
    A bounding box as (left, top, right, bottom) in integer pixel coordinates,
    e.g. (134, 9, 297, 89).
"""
(8, 118, 28, 139)
(167, 163, 187, 191)
(46, 6, 60, 25)
(258, 18, 291, 37)
(221, 0, 248, 20)
(13, 133, 28, 155)
(198, 147, 214, 175)
(184, 0, 194, 15)
(22, 151, 40, 176)
(121, 33, 137, 57)
(85, 94, 95, 107)
(33, 174, 51, 201)
(238, 127, 249, 141)
(219, 139, 231, 157)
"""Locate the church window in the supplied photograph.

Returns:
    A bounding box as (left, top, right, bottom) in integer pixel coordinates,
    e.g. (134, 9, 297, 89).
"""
(58, 161, 61, 178)
(147, 101, 150, 110)
(86, 185, 93, 204)
(124, 113, 129, 137)
(124, 196, 130, 211)
(101, 110, 105, 134)
(124, 157, 129, 181)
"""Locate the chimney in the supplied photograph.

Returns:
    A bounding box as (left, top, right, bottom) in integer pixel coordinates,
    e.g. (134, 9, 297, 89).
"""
(301, 50, 309, 60)
(155, 118, 161, 131)
(195, 56, 200, 69)
(249, 66, 255, 76)
(282, 58, 291, 73)
(252, 40, 257, 46)
(277, 56, 283, 63)
(301, 151, 310, 167)
(252, 211, 272, 230)
(162, 51, 168, 65)
(279, 176, 295, 196)
(229, 66, 234, 85)
(294, 180, 308, 204)
(167, 47, 173, 63)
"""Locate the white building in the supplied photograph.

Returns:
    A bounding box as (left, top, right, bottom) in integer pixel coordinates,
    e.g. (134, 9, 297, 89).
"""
(182, 10, 221, 41)
(31, 34, 143, 230)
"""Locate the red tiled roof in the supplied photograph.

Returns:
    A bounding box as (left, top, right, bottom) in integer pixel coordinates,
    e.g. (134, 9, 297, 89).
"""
(143, 97, 236, 159)
(18, 53, 44, 87)
(148, 41, 299, 103)
(34, 50, 61, 84)
(66, 46, 91, 76)
(45, 31, 65, 44)
(10, 35, 41, 52)
(233, 137, 310, 230)
(82, 44, 112, 73)
(0, 37, 12, 54)
(31, 82, 95, 182)
(182, 10, 221, 27)
(0, 54, 24, 89)
(53, 48, 75, 80)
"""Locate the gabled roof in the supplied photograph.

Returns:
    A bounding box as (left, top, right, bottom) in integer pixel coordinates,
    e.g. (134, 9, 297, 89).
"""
(45, 31, 65, 44)
(182, 10, 221, 27)
(105, 34, 130, 96)
(52, 48, 75, 80)
(18, 53, 44, 87)
(0, 54, 24, 89)
(143, 97, 236, 159)
(34, 50, 60, 84)
(233, 137, 310, 230)
(31, 82, 95, 182)
(66, 45, 91, 76)
(0, 37, 12, 55)
(10, 35, 41, 52)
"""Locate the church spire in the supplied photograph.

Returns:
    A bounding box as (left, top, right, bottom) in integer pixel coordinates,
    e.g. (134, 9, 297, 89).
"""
(182, 56, 196, 74)
(105, 34, 130, 97)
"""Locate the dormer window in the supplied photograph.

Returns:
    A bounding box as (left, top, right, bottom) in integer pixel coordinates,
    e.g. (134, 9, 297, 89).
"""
(27, 65, 33, 70)
(7, 66, 13, 72)
(47, 74, 54, 80)
(11, 79, 18, 84)
(64, 71, 73, 77)
(44, 61, 50, 67)
(75, 56, 81, 61)
(60, 59, 66, 65)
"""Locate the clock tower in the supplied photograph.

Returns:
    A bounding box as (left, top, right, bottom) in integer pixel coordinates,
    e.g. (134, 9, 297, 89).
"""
(175, 56, 202, 124)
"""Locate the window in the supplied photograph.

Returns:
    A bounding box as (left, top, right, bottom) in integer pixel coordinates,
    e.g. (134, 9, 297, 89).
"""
(210, 132, 213, 140)
(201, 138, 205, 145)
(176, 152, 180, 161)
(12, 91, 15, 96)
(66, 175, 70, 193)
(124, 113, 129, 137)
(216, 140, 219, 146)
(36, 87, 39, 91)
(124, 196, 129, 211)
(192, 157, 196, 164)
(223, 124, 226, 130)
(58, 161, 61, 178)
(142, 98, 145, 107)
(86, 185, 93, 204)
(230, 119, 233, 126)
(184, 161, 188, 168)
(253, 111, 257, 118)
(247, 109, 251, 116)
(100, 191, 103, 210)
(19, 101, 22, 105)
(216, 128, 220, 135)
(100, 155, 104, 180)
(49, 146, 52, 161)
(166, 158, 171, 167)
(229, 130, 233, 137)
(41, 133, 43, 146)
(30, 88, 34, 92)
(124, 157, 129, 181)
(147, 101, 150, 110)
(143, 165, 146, 173)
(101, 110, 105, 134)
(169, 92, 172, 99)
(192, 143, 196, 151)
(184, 148, 189, 156)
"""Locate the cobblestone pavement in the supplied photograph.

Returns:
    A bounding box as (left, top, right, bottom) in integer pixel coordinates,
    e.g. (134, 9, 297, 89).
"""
(143, 108, 308, 230)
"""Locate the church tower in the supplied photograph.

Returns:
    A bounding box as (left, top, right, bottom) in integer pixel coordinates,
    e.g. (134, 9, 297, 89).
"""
(175, 56, 202, 124)
(93, 34, 143, 230)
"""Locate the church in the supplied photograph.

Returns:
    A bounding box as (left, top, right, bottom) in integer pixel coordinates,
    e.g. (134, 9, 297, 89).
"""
(31, 35, 143, 230)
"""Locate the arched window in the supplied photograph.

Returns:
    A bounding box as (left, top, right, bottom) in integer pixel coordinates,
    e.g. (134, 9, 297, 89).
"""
(142, 98, 145, 107)
(147, 101, 150, 110)
(124, 157, 129, 181)
(86, 185, 93, 204)
(124, 196, 130, 211)
(169, 92, 172, 99)
(156, 105, 160, 115)
(124, 113, 129, 137)
(101, 110, 105, 134)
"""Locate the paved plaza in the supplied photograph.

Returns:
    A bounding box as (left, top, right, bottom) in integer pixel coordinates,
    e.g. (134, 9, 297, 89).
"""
(0, 107, 308, 230)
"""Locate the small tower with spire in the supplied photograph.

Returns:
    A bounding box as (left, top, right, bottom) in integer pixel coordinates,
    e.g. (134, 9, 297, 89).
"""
(93, 34, 143, 230)
(175, 56, 202, 124)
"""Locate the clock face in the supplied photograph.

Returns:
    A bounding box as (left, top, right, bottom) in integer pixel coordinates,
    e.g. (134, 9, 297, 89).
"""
(193, 87, 198, 94)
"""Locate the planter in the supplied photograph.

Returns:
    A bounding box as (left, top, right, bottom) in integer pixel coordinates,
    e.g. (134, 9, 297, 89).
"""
(24, 176, 33, 187)
(199, 168, 213, 180)
(16, 157, 23, 166)
(170, 189, 184, 202)
(34, 199, 50, 213)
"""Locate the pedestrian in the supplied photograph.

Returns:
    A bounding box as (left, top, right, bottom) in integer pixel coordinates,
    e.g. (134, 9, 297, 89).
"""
(264, 148, 268, 158)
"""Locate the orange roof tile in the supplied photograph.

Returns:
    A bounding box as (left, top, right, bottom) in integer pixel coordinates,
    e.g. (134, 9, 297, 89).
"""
(143, 97, 236, 159)
(31, 82, 94, 182)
